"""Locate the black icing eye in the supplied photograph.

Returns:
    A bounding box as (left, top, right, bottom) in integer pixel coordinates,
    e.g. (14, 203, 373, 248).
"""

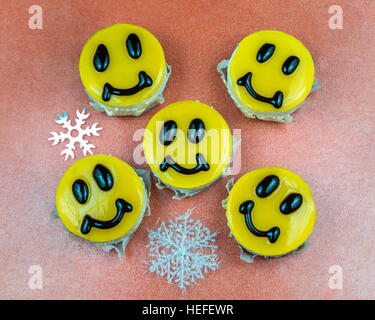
(160, 120, 177, 146)
(256, 43, 275, 63)
(126, 33, 142, 59)
(280, 193, 303, 214)
(188, 118, 205, 144)
(93, 164, 113, 191)
(282, 56, 300, 75)
(256, 175, 279, 198)
(93, 44, 110, 72)
(72, 179, 89, 204)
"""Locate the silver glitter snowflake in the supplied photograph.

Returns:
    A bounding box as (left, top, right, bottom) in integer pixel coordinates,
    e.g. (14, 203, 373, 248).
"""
(48, 108, 102, 160)
(148, 212, 219, 290)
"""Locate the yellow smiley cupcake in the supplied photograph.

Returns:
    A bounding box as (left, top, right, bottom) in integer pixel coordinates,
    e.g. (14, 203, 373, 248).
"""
(142, 100, 233, 198)
(55, 155, 150, 257)
(218, 30, 319, 122)
(225, 167, 316, 262)
(79, 24, 171, 116)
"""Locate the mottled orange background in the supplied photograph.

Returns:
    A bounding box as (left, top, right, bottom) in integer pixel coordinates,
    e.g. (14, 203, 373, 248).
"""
(0, 1, 374, 300)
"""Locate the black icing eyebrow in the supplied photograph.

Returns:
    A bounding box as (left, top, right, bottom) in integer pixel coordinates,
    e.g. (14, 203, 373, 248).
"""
(126, 33, 142, 59)
(93, 44, 110, 72)
(256, 43, 275, 63)
(282, 56, 300, 75)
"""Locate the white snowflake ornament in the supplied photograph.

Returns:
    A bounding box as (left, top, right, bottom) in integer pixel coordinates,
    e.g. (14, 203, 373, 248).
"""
(148, 212, 219, 290)
(48, 108, 102, 160)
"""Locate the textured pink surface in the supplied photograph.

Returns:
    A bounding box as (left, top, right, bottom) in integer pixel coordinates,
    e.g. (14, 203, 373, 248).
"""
(0, 1, 374, 300)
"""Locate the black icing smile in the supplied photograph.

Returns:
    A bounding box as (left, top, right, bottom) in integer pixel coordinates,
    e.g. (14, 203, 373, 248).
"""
(102, 71, 153, 102)
(159, 153, 210, 175)
(239, 200, 280, 243)
(80, 198, 133, 235)
(237, 72, 284, 109)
